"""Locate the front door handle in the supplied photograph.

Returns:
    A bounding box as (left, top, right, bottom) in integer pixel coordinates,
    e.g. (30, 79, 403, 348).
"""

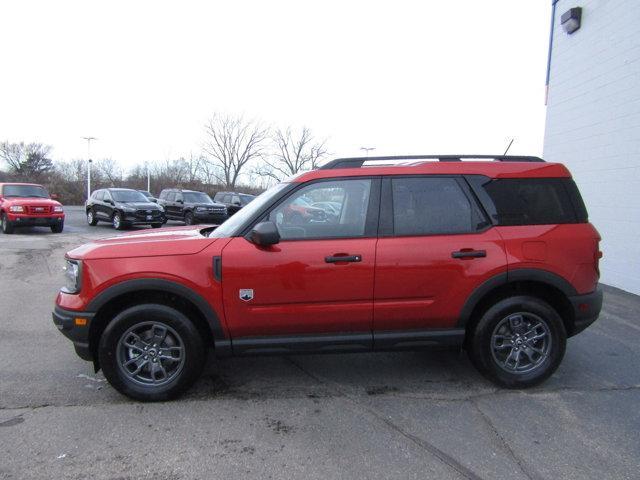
(325, 254, 362, 263)
(452, 249, 486, 259)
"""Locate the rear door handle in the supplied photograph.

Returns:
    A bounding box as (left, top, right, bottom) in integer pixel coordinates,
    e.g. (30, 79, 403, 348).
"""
(325, 254, 362, 263)
(452, 249, 486, 259)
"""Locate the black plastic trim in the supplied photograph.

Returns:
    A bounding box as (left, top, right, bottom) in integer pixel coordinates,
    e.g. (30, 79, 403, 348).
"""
(568, 285, 603, 336)
(85, 278, 226, 340)
(232, 332, 373, 356)
(373, 329, 465, 350)
(52, 305, 94, 361)
(213, 256, 222, 282)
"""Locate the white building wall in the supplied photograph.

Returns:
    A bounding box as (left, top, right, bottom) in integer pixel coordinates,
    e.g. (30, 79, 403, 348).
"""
(544, 0, 640, 294)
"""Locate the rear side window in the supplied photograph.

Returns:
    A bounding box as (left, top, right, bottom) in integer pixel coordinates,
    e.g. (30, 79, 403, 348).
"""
(481, 178, 584, 225)
(391, 177, 484, 235)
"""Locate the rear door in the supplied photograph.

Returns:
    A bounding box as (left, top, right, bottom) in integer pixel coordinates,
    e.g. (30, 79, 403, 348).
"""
(373, 176, 507, 333)
(221, 178, 380, 340)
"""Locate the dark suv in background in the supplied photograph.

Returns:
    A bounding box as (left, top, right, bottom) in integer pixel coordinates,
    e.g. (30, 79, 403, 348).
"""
(158, 189, 228, 225)
(213, 191, 255, 216)
(86, 188, 165, 230)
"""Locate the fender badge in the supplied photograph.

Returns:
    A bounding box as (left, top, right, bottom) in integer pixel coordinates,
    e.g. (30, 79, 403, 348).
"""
(239, 289, 254, 302)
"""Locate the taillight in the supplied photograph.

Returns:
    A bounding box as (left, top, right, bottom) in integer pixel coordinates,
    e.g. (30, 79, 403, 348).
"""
(594, 241, 602, 277)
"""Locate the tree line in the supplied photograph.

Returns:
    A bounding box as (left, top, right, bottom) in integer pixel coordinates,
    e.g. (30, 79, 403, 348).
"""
(0, 114, 328, 204)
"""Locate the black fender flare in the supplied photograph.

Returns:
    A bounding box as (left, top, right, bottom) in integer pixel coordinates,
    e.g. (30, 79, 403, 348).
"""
(457, 268, 577, 327)
(86, 278, 226, 342)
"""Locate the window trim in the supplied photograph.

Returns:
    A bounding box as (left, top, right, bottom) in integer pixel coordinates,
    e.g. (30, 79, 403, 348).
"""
(380, 174, 491, 238)
(241, 176, 381, 242)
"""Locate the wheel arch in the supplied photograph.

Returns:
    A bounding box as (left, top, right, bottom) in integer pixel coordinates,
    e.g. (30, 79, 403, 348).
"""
(87, 279, 228, 369)
(459, 269, 577, 340)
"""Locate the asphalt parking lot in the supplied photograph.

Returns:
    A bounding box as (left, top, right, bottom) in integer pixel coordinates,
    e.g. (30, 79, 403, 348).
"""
(1, 206, 639, 480)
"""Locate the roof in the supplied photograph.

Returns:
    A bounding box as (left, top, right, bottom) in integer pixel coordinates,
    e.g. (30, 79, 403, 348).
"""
(293, 155, 571, 183)
(0, 182, 45, 187)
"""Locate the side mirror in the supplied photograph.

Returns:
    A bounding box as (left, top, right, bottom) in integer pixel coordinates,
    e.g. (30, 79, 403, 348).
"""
(233, 201, 241, 206)
(249, 221, 280, 246)
(151, 198, 158, 203)
(106, 199, 114, 205)
(177, 199, 183, 204)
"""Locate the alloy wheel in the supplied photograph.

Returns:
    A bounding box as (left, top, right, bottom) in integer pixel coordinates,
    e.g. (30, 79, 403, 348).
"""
(116, 321, 185, 386)
(490, 312, 552, 374)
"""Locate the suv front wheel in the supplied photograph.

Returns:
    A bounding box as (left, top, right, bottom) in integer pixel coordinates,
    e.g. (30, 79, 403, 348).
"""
(99, 304, 206, 401)
(468, 296, 566, 388)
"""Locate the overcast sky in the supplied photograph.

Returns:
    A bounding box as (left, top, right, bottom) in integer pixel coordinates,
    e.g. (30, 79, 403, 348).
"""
(0, 1, 551, 170)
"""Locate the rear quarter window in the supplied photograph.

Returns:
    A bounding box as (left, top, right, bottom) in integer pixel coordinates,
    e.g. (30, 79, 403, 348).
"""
(480, 178, 585, 225)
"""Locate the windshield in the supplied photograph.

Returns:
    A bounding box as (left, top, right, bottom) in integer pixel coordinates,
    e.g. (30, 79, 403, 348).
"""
(111, 190, 149, 202)
(184, 192, 213, 204)
(3, 184, 48, 198)
(211, 183, 289, 238)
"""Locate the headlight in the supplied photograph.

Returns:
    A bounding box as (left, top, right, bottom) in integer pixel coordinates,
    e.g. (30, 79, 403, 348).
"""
(54, 206, 64, 213)
(195, 206, 207, 212)
(62, 259, 81, 294)
(9, 205, 24, 213)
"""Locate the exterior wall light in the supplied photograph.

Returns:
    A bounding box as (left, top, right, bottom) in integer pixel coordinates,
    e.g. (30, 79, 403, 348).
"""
(561, 7, 582, 34)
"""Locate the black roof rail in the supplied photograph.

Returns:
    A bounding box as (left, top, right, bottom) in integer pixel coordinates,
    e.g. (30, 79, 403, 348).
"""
(319, 155, 545, 170)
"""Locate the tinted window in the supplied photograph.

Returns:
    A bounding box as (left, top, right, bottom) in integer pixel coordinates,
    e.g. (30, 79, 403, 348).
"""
(392, 177, 482, 235)
(231, 195, 241, 205)
(166, 192, 175, 202)
(482, 178, 579, 225)
(223, 195, 232, 203)
(95, 190, 104, 201)
(183, 192, 213, 204)
(269, 179, 372, 240)
(159, 190, 168, 200)
(213, 193, 222, 202)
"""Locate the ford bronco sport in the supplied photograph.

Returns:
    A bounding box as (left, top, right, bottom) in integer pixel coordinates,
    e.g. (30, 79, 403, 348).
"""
(53, 155, 603, 401)
(0, 182, 65, 234)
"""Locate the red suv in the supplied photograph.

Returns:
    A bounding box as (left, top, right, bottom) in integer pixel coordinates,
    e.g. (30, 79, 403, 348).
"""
(0, 182, 65, 234)
(53, 155, 603, 401)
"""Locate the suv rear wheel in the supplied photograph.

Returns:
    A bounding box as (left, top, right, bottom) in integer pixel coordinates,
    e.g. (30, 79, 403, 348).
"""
(99, 304, 206, 401)
(468, 296, 566, 388)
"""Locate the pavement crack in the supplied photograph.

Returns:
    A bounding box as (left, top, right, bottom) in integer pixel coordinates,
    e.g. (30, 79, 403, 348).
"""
(286, 357, 483, 480)
(471, 399, 543, 480)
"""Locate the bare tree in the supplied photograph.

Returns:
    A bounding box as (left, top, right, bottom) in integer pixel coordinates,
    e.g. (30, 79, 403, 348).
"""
(203, 114, 269, 188)
(0, 141, 53, 178)
(95, 158, 122, 186)
(258, 127, 328, 181)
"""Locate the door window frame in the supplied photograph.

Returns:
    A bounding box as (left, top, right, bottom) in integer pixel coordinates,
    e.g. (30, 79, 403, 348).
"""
(242, 176, 382, 241)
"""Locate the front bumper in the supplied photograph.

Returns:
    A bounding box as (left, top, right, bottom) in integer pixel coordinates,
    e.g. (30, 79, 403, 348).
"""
(122, 212, 165, 225)
(7, 214, 64, 227)
(52, 305, 94, 361)
(568, 285, 603, 336)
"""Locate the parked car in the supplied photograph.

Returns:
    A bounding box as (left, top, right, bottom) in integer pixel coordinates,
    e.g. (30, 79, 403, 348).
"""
(0, 182, 65, 234)
(158, 189, 227, 225)
(54, 155, 603, 401)
(86, 188, 165, 230)
(213, 191, 255, 216)
(138, 190, 158, 203)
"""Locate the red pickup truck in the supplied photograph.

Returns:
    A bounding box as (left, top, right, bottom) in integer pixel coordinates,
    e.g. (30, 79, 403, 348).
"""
(0, 182, 65, 233)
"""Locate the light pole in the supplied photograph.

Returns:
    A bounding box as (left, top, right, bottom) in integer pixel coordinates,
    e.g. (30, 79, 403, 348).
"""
(360, 147, 375, 158)
(146, 161, 151, 193)
(82, 136, 97, 200)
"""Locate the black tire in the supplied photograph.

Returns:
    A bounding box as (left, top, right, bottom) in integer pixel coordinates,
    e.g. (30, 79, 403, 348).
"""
(99, 304, 206, 401)
(87, 208, 98, 226)
(51, 221, 64, 233)
(1, 213, 14, 234)
(467, 295, 566, 389)
(112, 211, 125, 230)
(184, 212, 196, 226)
(151, 223, 162, 229)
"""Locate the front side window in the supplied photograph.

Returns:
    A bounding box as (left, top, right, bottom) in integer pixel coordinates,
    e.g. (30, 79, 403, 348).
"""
(95, 190, 104, 201)
(166, 192, 175, 202)
(392, 177, 483, 235)
(268, 179, 372, 240)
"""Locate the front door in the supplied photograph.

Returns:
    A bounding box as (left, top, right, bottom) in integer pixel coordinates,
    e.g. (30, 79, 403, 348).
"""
(374, 176, 507, 331)
(221, 178, 380, 339)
